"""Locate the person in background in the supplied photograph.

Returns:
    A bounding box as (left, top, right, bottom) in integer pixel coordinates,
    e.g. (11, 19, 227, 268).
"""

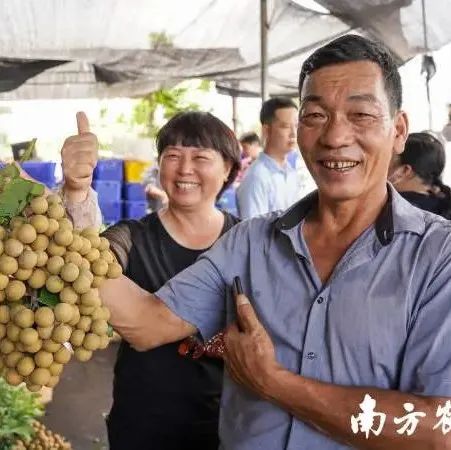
(236, 97, 301, 219)
(102, 111, 241, 450)
(389, 131, 451, 218)
(239, 131, 261, 161)
(142, 164, 169, 211)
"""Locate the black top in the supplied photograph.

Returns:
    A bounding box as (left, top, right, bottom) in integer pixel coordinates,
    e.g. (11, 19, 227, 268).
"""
(400, 191, 450, 219)
(103, 212, 239, 450)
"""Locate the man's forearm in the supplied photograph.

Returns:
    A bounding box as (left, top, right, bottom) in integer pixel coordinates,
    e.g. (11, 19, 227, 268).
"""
(99, 275, 196, 351)
(264, 369, 449, 450)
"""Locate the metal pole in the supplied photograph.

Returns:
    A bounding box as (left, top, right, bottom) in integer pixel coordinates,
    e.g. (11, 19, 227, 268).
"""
(232, 94, 238, 134)
(260, 0, 268, 102)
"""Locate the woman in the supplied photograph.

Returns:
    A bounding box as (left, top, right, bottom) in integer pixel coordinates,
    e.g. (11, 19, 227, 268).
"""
(389, 132, 451, 219)
(103, 111, 241, 450)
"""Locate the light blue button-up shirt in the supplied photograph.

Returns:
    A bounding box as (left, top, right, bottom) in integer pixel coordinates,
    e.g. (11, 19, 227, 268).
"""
(236, 152, 302, 219)
(156, 185, 451, 449)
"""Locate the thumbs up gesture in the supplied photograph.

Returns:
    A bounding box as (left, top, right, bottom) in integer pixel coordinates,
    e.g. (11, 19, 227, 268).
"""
(61, 112, 98, 202)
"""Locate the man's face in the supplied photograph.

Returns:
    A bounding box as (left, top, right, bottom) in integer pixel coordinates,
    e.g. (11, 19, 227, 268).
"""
(241, 142, 261, 160)
(298, 61, 408, 202)
(265, 107, 298, 154)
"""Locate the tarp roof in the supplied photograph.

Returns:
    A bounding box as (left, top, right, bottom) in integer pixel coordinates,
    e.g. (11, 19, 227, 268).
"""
(0, 0, 449, 99)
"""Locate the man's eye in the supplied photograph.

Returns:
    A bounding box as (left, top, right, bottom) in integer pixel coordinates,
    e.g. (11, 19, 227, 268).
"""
(300, 112, 327, 124)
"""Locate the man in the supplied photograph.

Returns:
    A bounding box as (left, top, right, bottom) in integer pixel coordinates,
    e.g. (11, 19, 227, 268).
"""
(101, 35, 451, 449)
(239, 131, 261, 161)
(236, 97, 301, 219)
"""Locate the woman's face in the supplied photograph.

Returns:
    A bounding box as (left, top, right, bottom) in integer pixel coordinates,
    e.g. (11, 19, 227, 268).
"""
(159, 145, 231, 209)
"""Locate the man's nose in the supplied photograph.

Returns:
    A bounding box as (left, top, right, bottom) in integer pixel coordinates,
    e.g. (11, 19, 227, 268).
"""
(319, 114, 354, 149)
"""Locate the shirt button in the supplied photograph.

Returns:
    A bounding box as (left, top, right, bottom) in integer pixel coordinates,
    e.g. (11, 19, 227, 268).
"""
(317, 297, 324, 304)
(306, 352, 317, 360)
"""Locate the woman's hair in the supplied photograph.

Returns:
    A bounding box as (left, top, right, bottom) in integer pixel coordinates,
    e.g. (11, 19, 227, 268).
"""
(400, 132, 451, 218)
(156, 111, 241, 197)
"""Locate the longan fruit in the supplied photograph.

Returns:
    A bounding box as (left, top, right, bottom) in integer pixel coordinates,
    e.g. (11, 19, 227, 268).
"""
(79, 305, 95, 315)
(34, 307, 55, 327)
(0, 323, 6, 339)
(67, 234, 83, 252)
(79, 268, 94, 282)
(68, 305, 80, 327)
(87, 234, 101, 249)
(48, 361, 63, 376)
(4, 239, 23, 258)
(100, 250, 114, 264)
(5, 368, 23, 385)
(30, 215, 49, 234)
(14, 308, 34, 328)
(91, 319, 108, 336)
(16, 356, 35, 377)
(35, 250, 48, 268)
(54, 229, 73, 247)
(58, 218, 73, 231)
(45, 275, 64, 293)
(80, 289, 100, 307)
(52, 324, 72, 343)
(10, 217, 26, 229)
(19, 328, 39, 346)
(54, 346, 71, 364)
(46, 255, 64, 275)
(64, 251, 83, 267)
(28, 268, 47, 289)
(6, 323, 21, 342)
(70, 329, 85, 347)
(46, 241, 66, 257)
(14, 268, 33, 281)
(74, 347, 92, 362)
(47, 194, 62, 205)
(60, 263, 79, 283)
(72, 275, 91, 294)
(0, 225, 6, 240)
(5, 351, 23, 368)
(78, 237, 92, 256)
(85, 248, 100, 263)
(98, 334, 110, 350)
(91, 259, 108, 276)
(54, 303, 73, 323)
(0, 290, 5, 303)
(34, 350, 53, 368)
(59, 286, 78, 305)
(0, 339, 15, 354)
(0, 240, 3, 256)
(98, 237, 110, 251)
(0, 273, 9, 290)
(42, 340, 61, 353)
(80, 258, 90, 270)
(0, 253, 19, 274)
(46, 375, 60, 388)
(30, 196, 48, 215)
(24, 338, 43, 354)
(30, 367, 51, 386)
(100, 306, 110, 322)
(31, 234, 49, 252)
(81, 227, 98, 238)
(17, 224, 37, 244)
(47, 203, 65, 220)
(26, 383, 42, 392)
(76, 316, 92, 332)
(91, 276, 104, 288)
(83, 333, 100, 351)
(37, 326, 53, 340)
(107, 262, 122, 279)
(18, 250, 38, 269)
(6, 280, 26, 301)
(44, 218, 60, 237)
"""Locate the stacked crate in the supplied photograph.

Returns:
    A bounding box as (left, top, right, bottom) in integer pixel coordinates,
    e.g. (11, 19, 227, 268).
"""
(122, 160, 149, 220)
(21, 161, 57, 189)
(92, 159, 124, 224)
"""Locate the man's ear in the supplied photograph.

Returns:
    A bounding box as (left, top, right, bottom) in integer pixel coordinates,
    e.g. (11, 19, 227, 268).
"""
(393, 110, 409, 156)
(390, 164, 414, 185)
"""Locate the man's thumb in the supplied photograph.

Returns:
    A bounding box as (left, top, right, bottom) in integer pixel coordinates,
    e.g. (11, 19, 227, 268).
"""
(236, 295, 259, 332)
(76, 111, 90, 134)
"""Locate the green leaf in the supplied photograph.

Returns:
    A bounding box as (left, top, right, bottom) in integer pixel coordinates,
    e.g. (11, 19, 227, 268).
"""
(19, 139, 37, 164)
(37, 288, 59, 308)
(107, 324, 114, 338)
(0, 163, 19, 179)
(30, 183, 44, 196)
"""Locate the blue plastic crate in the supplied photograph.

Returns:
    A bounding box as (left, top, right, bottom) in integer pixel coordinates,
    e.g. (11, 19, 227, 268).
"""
(100, 201, 122, 224)
(92, 180, 122, 202)
(21, 161, 57, 187)
(123, 201, 148, 219)
(93, 159, 124, 181)
(123, 183, 146, 201)
(216, 187, 238, 217)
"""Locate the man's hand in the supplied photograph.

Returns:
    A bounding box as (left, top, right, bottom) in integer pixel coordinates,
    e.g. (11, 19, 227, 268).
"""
(61, 112, 98, 203)
(223, 279, 281, 398)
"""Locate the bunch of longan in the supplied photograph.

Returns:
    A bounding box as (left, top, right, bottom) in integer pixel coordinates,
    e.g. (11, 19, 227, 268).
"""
(13, 420, 72, 450)
(0, 194, 121, 391)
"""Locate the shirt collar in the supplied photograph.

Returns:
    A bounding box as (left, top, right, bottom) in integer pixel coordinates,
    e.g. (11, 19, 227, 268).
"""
(274, 184, 425, 246)
(259, 152, 292, 173)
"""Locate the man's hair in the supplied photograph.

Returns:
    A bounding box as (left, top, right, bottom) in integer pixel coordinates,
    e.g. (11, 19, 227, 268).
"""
(298, 34, 402, 113)
(156, 111, 241, 196)
(260, 97, 298, 125)
(239, 132, 261, 146)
